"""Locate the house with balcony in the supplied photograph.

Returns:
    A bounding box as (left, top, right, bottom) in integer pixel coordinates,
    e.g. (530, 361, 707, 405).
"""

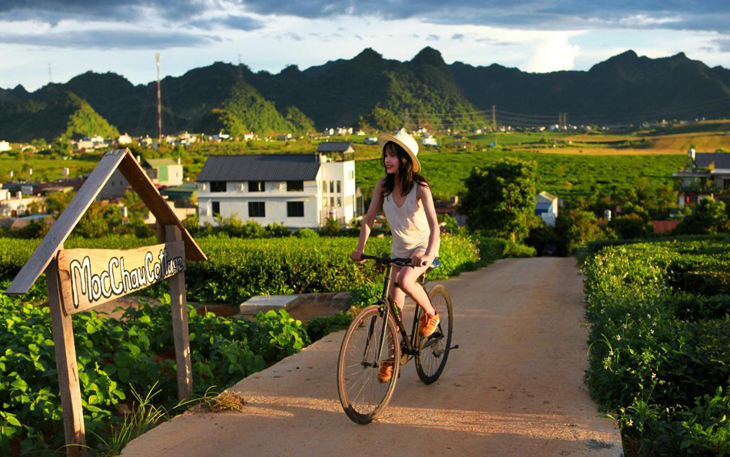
(673, 150, 730, 209)
(196, 153, 357, 228)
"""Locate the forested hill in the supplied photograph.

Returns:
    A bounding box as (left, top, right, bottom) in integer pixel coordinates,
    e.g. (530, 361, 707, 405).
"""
(1, 47, 729, 141)
(0, 90, 118, 143)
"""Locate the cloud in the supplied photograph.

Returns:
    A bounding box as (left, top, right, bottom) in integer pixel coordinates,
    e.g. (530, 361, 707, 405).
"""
(525, 34, 580, 72)
(0, 29, 219, 49)
(426, 34, 440, 41)
(190, 15, 264, 31)
(451, 33, 465, 40)
(0, 0, 204, 23)
(3, 0, 730, 37)
(235, 0, 730, 34)
(712, 38, 730, 53)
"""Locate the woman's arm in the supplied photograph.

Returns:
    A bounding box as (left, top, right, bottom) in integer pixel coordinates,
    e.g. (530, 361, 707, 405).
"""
(351, 178, 385, 262)
(414, 182, 440, 266)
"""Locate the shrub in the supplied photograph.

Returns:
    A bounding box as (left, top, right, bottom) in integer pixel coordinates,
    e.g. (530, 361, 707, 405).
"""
(582, 238, 730, 455)
(296, 228, 319, 238)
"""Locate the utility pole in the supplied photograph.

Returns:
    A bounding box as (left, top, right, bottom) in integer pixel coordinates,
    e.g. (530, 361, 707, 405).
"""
(156, 53, 162, 140)
(237, 53, 243, 80)
(492, 105, 497, 146)
(558, 112, 562, 129)
(564, 112, 568, 130)
(48, 63, 52, 84)
(404, 108, 410, 131)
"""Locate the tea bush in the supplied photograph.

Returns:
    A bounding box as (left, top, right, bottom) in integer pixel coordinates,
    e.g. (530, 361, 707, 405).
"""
(0, 294, 307, 455)
(0, 234, 484, 305)
(582, 237, 730, 456)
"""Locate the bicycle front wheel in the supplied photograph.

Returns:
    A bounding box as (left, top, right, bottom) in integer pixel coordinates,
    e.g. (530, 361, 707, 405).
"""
(415, 285, 453, 385)
(337, 305, 401, 425)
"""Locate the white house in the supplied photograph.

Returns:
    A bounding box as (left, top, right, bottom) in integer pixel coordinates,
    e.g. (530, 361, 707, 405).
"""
(116, 133, 133, 145)
(196, 153, 357, 228)
(420, 135, 438, 147)
(0, 141, 11, 152)
(535, 191, 559, 227)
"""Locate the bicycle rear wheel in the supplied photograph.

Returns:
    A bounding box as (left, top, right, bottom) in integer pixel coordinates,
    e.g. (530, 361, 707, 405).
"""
(415, 285, 453, 385)
(337, 305, 401, 424)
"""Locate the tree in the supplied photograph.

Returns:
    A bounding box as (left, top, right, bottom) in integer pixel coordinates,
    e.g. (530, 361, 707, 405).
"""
(74, 202, 122, 238)
(554, 210, 615, 256)
(609, 213, 654, 239)
(674, 197, 729, 235)
(458, 157, 537, 242)
(45, 191, 74, 218)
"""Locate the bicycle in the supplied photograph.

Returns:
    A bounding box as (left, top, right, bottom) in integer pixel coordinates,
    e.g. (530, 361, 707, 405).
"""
(337, 254, 457, 425)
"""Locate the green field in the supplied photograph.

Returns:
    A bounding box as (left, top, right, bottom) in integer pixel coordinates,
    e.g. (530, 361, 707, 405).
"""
(0, 155, 97, 182)
(355, 150, 685, 205)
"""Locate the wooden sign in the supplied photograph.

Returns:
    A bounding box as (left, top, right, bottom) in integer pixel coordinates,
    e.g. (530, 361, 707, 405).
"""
(5, 150, 206, 455)
(57, 241, 185, 315)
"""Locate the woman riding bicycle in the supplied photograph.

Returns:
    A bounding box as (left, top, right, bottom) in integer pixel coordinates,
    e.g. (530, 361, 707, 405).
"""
(350, 128, 440, 383)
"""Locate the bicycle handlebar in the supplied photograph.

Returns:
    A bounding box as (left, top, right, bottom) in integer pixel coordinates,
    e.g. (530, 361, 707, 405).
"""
(359, 254, 413, 266)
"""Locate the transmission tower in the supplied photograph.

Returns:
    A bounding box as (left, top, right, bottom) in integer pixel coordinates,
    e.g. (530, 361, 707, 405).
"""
(156, 53, 162, 140)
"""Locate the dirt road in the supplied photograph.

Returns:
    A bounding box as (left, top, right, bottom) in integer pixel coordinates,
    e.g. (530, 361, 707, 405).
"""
(122, 258, 622, 457)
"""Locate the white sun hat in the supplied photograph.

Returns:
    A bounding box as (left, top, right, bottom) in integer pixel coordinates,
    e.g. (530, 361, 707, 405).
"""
(378, 128, 421, 173)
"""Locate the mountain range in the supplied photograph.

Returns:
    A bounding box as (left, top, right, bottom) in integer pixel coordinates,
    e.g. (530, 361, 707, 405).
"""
(1, 47, 729, 142)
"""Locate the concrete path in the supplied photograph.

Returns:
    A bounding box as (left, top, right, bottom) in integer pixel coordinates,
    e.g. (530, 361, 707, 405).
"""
(122, 258, 622, 457)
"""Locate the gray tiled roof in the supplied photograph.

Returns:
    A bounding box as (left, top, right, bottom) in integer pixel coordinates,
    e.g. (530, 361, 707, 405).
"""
(696, 153, 730, 169)
(196, 155, 320, 182)
(317, 142, 352, 152)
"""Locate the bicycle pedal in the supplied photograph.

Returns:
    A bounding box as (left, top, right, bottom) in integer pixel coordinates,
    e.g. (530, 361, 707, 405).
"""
(449, 344, 460, 350)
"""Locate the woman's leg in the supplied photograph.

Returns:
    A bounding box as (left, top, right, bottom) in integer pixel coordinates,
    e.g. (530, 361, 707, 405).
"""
(390, 265, 405, 314)
(396, 258, 435, 316)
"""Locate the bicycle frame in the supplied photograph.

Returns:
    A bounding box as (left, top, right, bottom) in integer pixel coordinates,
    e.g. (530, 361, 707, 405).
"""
(370, 261, 428, 367)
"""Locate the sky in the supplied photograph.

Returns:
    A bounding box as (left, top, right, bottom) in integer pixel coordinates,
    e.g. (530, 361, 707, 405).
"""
(1, 0, 729, 91)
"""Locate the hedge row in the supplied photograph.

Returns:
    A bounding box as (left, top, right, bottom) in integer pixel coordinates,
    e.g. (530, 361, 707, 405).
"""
(582, 238, 730, 456)
(0, 233, 489, 305)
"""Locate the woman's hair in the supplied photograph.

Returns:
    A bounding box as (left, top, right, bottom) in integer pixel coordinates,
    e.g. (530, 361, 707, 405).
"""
(381, 141, 429, 197)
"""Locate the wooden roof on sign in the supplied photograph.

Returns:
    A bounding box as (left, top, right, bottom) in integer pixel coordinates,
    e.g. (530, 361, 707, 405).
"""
(5, 148, 207, 295)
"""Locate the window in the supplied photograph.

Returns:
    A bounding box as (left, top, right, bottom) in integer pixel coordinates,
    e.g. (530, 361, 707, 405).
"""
(724, 179, 730, 191)
(249, 181, 265, 192)
(210, 181, 226, 193)
(287, 181, 304, 192)
(287, 201, 304, 217)
(337, 180, 341, 193)
(350, 170, 355, 180)
(329, 181, 334, 193)
(248, 201, 265, 217)
(322, 180, 328, 193)
(337, 197, 342, 208)
(212, 201, 220, 216)
(330, 197, 335, 207)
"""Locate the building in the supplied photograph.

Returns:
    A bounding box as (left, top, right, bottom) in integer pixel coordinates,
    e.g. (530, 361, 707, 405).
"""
(116, 133, 133, 145)
(0, 190, 45, 217)
(99, 157, 183, 200)
(421, 135, 438, 147)
(673, 149, 730, 208)
(316, 142, 355, 160)
(0, 141, 11, 152)
(196, 153, 357, 228)
(143, 158, 184, 186)
(535, 191, 559, 227)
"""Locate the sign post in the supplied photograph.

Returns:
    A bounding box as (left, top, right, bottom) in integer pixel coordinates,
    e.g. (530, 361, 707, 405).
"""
(5, 149, 207, 455)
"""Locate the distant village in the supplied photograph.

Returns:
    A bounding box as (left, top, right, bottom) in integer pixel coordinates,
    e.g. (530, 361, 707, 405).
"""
(0, 116, 720, 236)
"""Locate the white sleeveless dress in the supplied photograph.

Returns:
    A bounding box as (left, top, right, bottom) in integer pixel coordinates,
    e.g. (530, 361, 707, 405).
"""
(382, 184, 440, 259)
